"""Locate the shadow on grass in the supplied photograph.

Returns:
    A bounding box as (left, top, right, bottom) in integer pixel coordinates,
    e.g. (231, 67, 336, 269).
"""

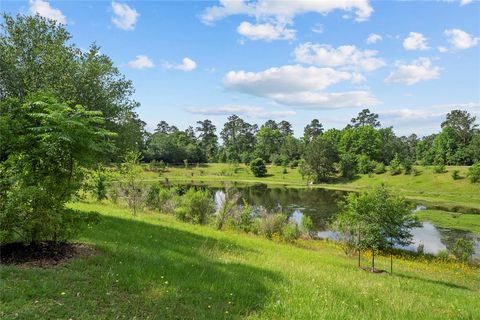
(395, 272, 471, 291)
(0, 214, 281, 319)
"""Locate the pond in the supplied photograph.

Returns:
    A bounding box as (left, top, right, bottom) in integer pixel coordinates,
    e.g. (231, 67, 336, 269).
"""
(188, 183, 480, 257)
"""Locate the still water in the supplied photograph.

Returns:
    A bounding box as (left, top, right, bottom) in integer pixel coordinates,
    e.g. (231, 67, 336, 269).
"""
(190, 183, 480, 257)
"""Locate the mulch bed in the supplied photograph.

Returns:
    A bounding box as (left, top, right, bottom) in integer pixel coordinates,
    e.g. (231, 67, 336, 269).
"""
(0, 241, 94, 268)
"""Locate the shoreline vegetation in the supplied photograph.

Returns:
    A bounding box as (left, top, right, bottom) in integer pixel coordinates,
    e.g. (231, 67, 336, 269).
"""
(137, 163, 480, 234)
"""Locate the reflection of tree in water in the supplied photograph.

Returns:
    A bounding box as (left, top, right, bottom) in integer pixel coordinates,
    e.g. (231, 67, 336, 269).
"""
(437, 227, 480, 255)
(237, 184, 346, 230)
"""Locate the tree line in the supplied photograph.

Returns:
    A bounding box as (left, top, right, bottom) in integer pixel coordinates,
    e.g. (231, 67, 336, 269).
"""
(144, 109, 479, 181)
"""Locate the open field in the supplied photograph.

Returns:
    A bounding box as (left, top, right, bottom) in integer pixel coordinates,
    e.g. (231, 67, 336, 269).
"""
(1, 201, 479, 319)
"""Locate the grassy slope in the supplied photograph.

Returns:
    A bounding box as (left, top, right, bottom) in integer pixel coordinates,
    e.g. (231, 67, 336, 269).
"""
(1, 202, 479, 319)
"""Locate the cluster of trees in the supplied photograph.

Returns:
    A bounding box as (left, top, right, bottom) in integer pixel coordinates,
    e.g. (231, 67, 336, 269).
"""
(143, 108, 479, 182)
(0, 14, 144, 244)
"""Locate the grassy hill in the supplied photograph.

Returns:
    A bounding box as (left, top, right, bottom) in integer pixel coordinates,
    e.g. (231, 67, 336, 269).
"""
(1, 201, 479, 319)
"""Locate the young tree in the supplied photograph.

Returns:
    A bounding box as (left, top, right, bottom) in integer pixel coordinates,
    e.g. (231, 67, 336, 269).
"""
(333, 185, 420, 273)
(0, 93, 114, 244)
(250, 158, 267, 177)
(120, 151, 144, 215)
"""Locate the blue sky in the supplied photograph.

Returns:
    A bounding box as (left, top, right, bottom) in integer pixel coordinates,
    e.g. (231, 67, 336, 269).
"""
(1, 0, 479, 136)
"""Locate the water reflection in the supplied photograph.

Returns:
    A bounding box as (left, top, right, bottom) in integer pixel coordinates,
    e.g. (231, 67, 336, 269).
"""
(195, 183, 479, 257)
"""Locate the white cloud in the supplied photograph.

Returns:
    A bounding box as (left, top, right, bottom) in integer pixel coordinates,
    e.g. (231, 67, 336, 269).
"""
(460, 0, 473, 6)
(163, 57, 197, 72)
(128, 55, 154, 69)
(385, 58, 441, 85)
(312, 24, 324, 34)
(186, 105, 296, 118)
(29, 0, 66, 24)
(444, 28, 479, 49)
(237, 22, 295, 41)
(294, 43, 385, 72)
(223, 65, 379, 108)
(403, 32, 429, 51)
(366, 33, 382, 44)
(202, 0, 373, 24)
(201, 0, 372, 41)
(111, 2, 139, 31)
(437, 46, 448, 53)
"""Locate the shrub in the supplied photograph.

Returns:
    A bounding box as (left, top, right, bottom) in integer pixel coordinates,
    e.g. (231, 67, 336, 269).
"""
(250, 158, 267, 177)
(436, 250, 451, 262)
(451, 170, 461, 180)
(433, 164, 446, 174)
(176, 188, 215, 224)
(258, 213, 288, 239)
(145, 183, 163, 209)
(467, 163, 480, 183)
(282, 222, 301, 242)
(120, 151, 145, 215)
(389, 154, 402, 175)
(300, 215, 314, 237)
(357, 155, 374, 174)
(452, 238, 475, 263)
(373, 161, 386, 174)
(402, 158, 414, 175)
(289, 159, 300, 168)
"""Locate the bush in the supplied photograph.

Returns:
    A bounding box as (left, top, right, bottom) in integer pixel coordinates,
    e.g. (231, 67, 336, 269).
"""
(250, 158, 267, 177)
(436, 250, 451, 262)
(356, 155, 374, 174)
(145, 183, 163, 209)
(467, 163, 480, 183)
(389, 154, 402, 175)
(402, 159, 414, 175)
(433, 164, 446, 174)
(300, 215, 314, 237)
(228, 200, 253, 233)
(175, 188, 215, 224)
(257, 213, 287, 239)
(289, 159, 300, 168)
(88, 167, 112, 201)
(373, 161, 386, 174)
(282, 222, 301, 242)
(452, 238, 475, 263)
(451, 170, 461, 180)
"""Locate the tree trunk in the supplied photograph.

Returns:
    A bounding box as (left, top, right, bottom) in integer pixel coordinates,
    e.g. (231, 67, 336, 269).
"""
(357, 231, 361, 268)
(390, 251, 393, 275)
(372, 248, 375, 272)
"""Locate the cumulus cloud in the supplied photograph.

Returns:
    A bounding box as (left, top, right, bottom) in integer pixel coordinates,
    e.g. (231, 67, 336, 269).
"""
(29, 0, 66, 24)
(294, 43, 385, 72)
(366, 33, 382, 44)
(185, 105, 296, 118)
(163, 57, 197, 72)
(111, 1, 139, 31)
(444, 28, 479, 49)
(460, 0, 473, 6)
(237, 22, 295, 41)
(128, 55, 154, 69)
(385, 58, 441, 85)
(201, 0, 373, 41)
(223, 65, 379, 108)
(403, 32, 429, 51)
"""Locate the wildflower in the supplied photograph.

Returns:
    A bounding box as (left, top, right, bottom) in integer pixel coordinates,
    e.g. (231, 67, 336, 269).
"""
(60, 292, 66, 296)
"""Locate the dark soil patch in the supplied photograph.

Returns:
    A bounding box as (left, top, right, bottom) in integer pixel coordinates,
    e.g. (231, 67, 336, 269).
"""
(360, 266, 388, 274)
(0, 241, 94, 268)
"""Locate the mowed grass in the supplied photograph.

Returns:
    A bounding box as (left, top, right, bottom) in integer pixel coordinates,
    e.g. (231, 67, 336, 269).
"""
(1, 201, 479, 319)
(416, 210, 480, 234)
(147, 163, 480, 211)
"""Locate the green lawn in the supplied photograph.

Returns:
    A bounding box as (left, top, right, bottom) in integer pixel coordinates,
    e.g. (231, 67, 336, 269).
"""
(147, 163, 480, 211)
(1, 201, 479, 319)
